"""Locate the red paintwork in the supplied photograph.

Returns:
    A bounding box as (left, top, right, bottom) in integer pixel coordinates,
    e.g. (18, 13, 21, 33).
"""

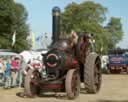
(65, 54, 79, 68)
(47, 53, 59, 60)
(77, 35, 89, 63)
(46, 53, 58, 68)
(30, 80, 39, 86)
(40, 83, 64, 89)
(47, 63, 57, 68)
(32, 64, 42, 68)
(72, 60, 78, 65)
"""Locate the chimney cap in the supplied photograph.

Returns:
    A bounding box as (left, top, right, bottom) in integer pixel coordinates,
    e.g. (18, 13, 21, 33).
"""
(52, 6, 61, 13)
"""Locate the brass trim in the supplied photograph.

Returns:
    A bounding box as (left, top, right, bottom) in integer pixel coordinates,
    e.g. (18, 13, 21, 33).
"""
(53, 12, 60, 16)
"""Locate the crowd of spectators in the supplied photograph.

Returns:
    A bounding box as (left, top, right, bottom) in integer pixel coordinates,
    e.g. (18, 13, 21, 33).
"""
(0, 56, 24, 89)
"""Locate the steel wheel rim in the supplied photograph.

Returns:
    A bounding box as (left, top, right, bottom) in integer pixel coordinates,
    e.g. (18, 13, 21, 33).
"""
(71, 71, 80, 97)
(94, 58, 101, 92)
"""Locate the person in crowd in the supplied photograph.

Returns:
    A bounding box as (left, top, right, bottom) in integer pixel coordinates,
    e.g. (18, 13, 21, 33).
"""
(11, 57, 19, 87)
(0, 58, 6, 83)
(17, 55, 27, 88)
(68, 30, 78, 47)
(4, 59, 12, 89)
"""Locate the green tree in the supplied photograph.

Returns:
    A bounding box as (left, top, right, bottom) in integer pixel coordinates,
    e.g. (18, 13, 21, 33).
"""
(0, 0, 30, 52)
(13, 3, 31, 52)
(105, 17, 123, 48)
(61, 1, 124, 53)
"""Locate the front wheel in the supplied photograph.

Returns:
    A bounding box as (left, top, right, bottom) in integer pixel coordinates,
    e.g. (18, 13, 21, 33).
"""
(24, 69, 40, 97)
(65, 69, 80, 99)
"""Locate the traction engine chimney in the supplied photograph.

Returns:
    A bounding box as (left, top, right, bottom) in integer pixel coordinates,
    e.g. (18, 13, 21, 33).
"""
(52, 6, 61, 44)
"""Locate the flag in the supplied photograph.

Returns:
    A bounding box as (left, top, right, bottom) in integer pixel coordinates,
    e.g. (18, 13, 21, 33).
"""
(12, 31, 16, 47)
(36, 35, 45, 42)
(31, 32, 35, 48)
(36, 36, 41, 41)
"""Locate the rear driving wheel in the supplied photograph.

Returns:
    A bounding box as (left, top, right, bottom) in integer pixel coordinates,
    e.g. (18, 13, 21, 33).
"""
(94, 57, 102, 92)
(84, 53, 101, 93)
(65, 69, 80, 99)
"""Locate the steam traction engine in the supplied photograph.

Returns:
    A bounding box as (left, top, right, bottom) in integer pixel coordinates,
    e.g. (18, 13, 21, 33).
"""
(24, 7, 102, 99)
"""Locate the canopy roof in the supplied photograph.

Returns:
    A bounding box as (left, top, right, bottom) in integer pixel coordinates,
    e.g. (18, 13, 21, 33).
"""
(0, 51, 18, 56)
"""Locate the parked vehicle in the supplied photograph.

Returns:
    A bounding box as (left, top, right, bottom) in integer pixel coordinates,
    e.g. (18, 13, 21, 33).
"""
(101, 55, 109, 73)
(24, 7, 101, 99)
(108, 49, 128, 74)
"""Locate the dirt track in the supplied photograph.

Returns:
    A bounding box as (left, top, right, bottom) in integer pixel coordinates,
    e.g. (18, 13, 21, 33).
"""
(0, 75, 128, 102)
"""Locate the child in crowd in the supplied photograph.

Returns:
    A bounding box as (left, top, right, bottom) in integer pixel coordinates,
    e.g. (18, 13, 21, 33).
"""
(4, 59, 12, 89)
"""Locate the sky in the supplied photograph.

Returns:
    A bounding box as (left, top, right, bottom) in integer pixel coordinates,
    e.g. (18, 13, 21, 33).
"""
(16, 0, 128, 49)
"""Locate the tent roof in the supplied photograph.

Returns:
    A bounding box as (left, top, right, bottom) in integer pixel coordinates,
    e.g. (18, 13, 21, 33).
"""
(0, 52, 18, 56)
